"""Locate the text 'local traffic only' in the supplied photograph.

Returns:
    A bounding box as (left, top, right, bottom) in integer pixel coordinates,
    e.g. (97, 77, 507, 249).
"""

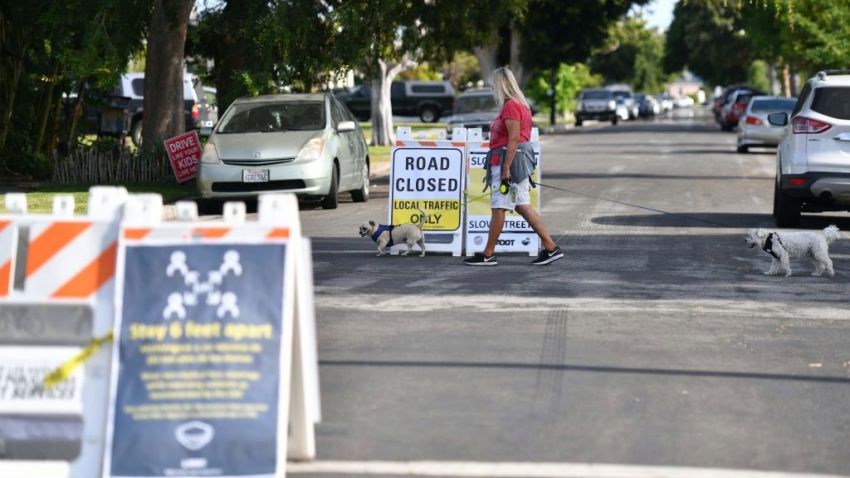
(390, 148, 463, 231)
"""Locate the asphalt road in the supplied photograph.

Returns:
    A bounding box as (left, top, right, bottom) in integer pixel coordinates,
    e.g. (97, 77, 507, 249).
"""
(290, 109, 850, 477)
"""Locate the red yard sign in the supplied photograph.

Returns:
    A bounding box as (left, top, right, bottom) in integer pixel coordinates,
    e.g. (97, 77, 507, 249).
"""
(164, 131, 202, 182)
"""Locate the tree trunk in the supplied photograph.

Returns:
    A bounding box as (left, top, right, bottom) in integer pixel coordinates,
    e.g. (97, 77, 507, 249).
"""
(509, 23, 532, 88)
(0, 58, 24, 155)
(789, 66, 799, 96)
(474, 45, 499, 85)
(767, 63, 778, 96)
(142, 0, 194, 153)
(782, 64, 791, 98)
(65, 81, 88, 151)
(35, 65, 60, 154)
(369, 58, 407, 146)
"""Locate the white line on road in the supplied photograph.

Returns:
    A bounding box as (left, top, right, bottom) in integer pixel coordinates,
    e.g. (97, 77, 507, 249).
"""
(286, 460, 849, 478)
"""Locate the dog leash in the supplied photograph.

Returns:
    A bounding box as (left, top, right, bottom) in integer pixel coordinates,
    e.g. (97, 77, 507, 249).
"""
(461, 174, 736, 228)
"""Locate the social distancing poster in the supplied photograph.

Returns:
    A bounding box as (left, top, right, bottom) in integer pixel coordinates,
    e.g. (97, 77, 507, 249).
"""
(106, 241, 291, 478)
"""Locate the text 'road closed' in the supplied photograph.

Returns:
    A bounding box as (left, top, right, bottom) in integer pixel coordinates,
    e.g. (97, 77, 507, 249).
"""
(390, 147, 464, 231)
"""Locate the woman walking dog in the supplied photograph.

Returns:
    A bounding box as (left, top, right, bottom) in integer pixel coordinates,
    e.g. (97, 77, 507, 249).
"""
(463, 68, 563, 266)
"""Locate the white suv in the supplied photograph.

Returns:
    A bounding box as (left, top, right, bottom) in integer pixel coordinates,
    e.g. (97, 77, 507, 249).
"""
(770, 70, 850, 226)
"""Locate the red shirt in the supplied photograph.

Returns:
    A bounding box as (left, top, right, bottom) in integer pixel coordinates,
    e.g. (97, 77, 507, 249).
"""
(489, 98, 532, 165)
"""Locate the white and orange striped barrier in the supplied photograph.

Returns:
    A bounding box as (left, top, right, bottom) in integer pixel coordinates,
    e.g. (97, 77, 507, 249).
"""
(0, 190, 319, 478)
(389, 126, 467, 256)
(0, 186, 128, 478)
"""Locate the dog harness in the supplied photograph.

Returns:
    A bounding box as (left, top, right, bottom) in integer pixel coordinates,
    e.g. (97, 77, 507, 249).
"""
(763, 232, 784, 259)
(371, 224, 395, 247)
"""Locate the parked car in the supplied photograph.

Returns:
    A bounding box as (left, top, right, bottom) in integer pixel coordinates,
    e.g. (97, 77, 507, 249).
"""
(719, 90, 757, 131)
(770, 70, 850, 226)
(673, 95, 695, 108)
(198, 93, 369, 210)
(635, 94, 661, 117)
(336, 80, 456, 123)
(196, 86, 219, 136)
(611, 88, 639, 119)
(115, 72, 201, 146)
(715, 85, 763, 131)
(575, 88, 628, 126)
(736, 95, 797, 153)
(659, 94, 675, 113)
(445, 88, 499, 133)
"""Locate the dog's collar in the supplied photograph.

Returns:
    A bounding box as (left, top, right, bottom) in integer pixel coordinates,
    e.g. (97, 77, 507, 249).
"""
(763, 232, 783, 259)
(370, 224, 395, 247)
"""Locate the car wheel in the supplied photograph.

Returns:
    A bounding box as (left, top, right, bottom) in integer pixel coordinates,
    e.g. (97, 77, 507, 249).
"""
(773, 181, 801, 227)
(575, 119, 583, 127)
(321, 163, 339, 210)
(419, 106, 438, 123)
(611, 115, 618, 126)
(351, 161, 369, 202)
(721, 122, 733, 132)
(737, 145, 749, 153)
(131, 120, 143, 147)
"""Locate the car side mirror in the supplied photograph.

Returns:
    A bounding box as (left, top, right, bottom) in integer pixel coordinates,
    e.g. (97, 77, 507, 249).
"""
(767, 112, 788, 127)
(337, 120, 356, 133)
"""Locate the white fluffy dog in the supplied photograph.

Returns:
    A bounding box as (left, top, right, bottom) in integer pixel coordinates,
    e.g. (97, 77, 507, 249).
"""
(746, 225, 840, 277)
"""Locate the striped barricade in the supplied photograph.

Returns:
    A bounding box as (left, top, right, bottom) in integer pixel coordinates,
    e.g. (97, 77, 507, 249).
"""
(0, 186, 128, 478)
(464, 127, 542, 256)
(0, 196, 20, 297)
(388, 126, 467, 256)
(102, 194, 319, 478)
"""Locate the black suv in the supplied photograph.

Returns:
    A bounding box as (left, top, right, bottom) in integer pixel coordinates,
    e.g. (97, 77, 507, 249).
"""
(336, 81, 456, 123)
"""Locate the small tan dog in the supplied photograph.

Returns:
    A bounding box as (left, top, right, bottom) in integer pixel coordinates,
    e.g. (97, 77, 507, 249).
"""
(359, 209, 428, 256)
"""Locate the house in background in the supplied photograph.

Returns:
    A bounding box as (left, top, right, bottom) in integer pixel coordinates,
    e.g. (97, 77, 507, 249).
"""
(668, 69, 705, 103)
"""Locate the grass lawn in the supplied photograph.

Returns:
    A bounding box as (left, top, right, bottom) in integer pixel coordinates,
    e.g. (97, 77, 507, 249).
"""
(0, 183, 196, 214)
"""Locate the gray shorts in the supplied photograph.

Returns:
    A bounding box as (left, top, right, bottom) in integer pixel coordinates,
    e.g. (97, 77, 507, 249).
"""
(490, 166, 531, 211)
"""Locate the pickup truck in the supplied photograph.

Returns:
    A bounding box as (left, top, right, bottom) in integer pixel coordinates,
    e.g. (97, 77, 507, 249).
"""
(336, 80, 456, 123)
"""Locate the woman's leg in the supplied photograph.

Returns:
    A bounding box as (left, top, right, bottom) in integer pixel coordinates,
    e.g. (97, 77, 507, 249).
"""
(514, 204, 557, 251)
(483, 208, 506, 256)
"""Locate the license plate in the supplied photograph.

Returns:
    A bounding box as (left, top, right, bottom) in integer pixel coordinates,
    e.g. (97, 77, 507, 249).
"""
(242, 169, 269, 183)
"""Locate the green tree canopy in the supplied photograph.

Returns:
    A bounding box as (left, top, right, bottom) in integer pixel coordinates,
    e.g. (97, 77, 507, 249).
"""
(664, 0, 754, 87)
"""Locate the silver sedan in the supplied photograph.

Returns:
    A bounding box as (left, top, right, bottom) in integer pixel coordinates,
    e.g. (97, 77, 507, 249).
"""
(737, 95, 797, 153)
(198, 93, 369, 209)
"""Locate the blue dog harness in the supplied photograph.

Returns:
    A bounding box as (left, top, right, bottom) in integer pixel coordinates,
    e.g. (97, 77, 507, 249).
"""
(371, 225, 395, 247)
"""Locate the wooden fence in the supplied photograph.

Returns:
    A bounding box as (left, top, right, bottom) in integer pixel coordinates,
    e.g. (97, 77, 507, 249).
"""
(52, 147, 173, 184)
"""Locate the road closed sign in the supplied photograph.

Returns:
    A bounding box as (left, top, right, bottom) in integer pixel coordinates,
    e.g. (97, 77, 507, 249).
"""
(164, 131, 202, 183)
(390, 147, 464, 231)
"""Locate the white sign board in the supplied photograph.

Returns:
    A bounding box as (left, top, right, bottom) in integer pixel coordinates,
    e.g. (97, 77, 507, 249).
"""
(388, 127, 466, 256)
(464, 128, 541, 256)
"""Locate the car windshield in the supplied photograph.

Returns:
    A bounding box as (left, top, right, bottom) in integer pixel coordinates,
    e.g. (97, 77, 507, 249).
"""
(582, 90, 612, 100)
(612, 91, 631, 99)
(811, 87, 850, 120)
(453, 94, 498, 114)
(217, 101, 325, 133)
(751, 99, 796, 112)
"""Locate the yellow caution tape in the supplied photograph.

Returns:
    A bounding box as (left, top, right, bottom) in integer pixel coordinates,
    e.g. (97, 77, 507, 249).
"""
(43, 331, 114, 390)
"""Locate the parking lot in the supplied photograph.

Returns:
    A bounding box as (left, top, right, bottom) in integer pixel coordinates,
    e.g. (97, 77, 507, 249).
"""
(287, 108, 850, 477)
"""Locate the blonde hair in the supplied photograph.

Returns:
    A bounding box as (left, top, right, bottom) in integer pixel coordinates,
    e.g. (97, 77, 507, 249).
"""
(491, 67, 529, 109)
